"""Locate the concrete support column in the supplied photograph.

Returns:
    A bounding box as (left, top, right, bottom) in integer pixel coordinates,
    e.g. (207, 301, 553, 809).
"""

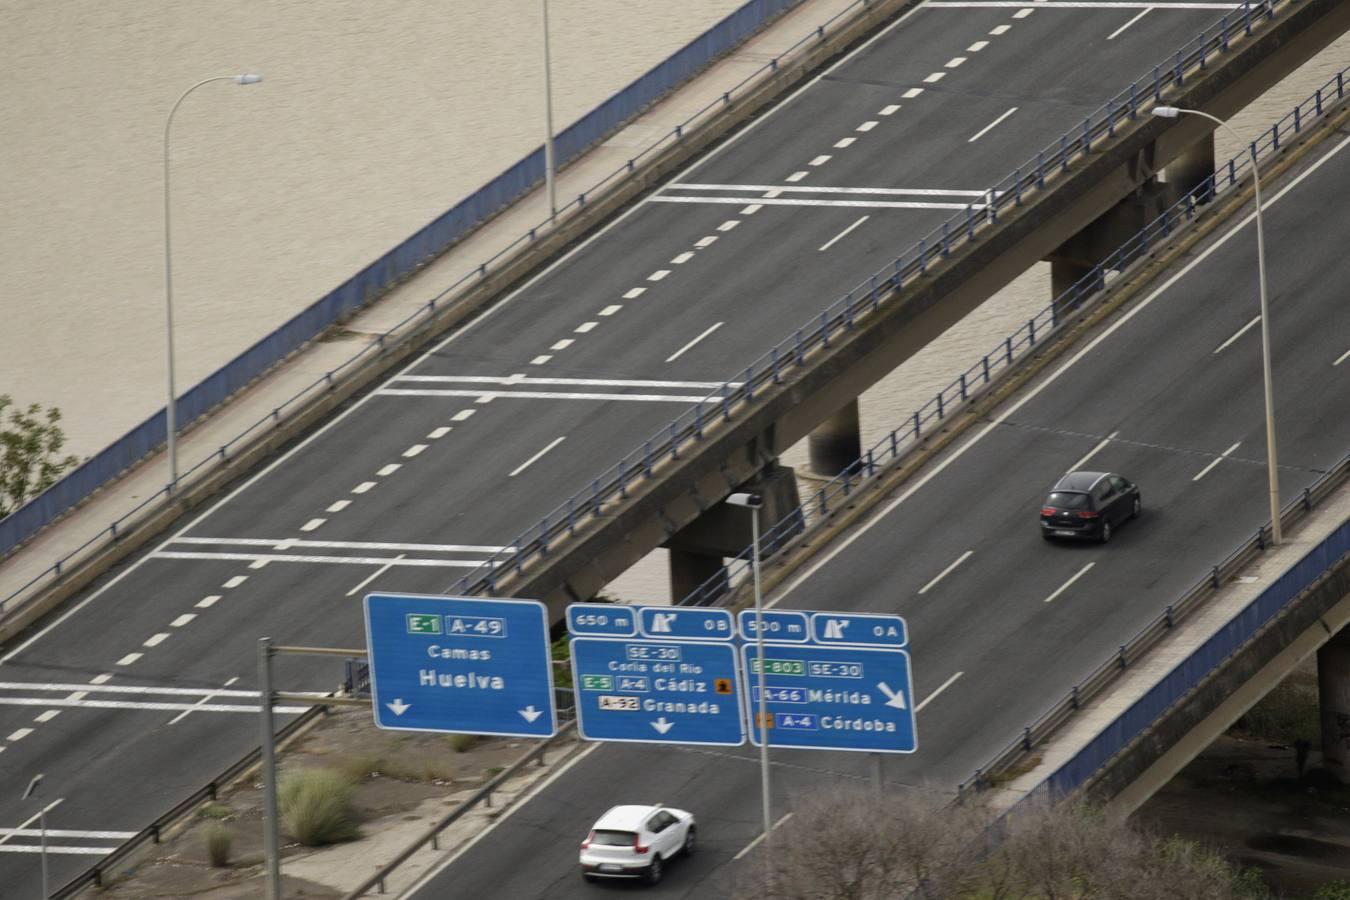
(1164, 133, 1216, 204)
(808, 400, 862, 477)
(1050, 258, 1096, 306)
(668, 549, 730, 606)
(1318, 627, 1350, 783)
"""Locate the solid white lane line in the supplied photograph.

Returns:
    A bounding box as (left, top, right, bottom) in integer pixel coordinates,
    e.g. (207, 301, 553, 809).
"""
(195, 595, 220, 608)
(0, 845, 132, 856)
(383, 389, 715, 403)
(1107, 6, 1151, 37)
(452, 409, 476, 421)
(623, 287, 646, 299)
(903, 87, 924, 98)
(857, 121, 878, 132)
(1044, 563, 1095, 603)
(915, 671, 964, 712)
(300, 518, 325, 532)
(143, 633, 169, 648)
(1067, 431, 1119, 474)
(353, 481, 376, 494)
(670, 184, 987, 197)
(0, 696, 307, 714)
(933, 0, 1236, 6)
(694, 236, 718, 248)
(599, 305, 622, 316)
(918, 550, 974, 595)
(397, 375, 735, 390)
(969, 106, 1018, 142)
(880, 104, 900, 115)
(509, 437, 566, 478)
(786, 171, 809, 182)
(403, 444, 427, 458)
(653, 196, 977, 210)
(924, 72, 946, 83)
(170, 614, 195, 628)
(347, 553, 407, 596)
(0, 681, 311, 698)
(551, 339, 574, 350)
(1193, 441, 1242, 481)
(741, 204, 762, 214)
(671, 252, 694, 265)
(172, 541, 518, 554)
(169, 675, 241, 725)
(718, 220, 740, 231)
(1335, 348, 1350, 366)
(0, 828, 137, 839)
(967, 40, 990, 51)
(575, 322, 597, 333)
(0, 799, 63, 847)
(327, 499, 353, 512)
(945, 56, 967, 67)
(1213, 315, 1261, 353)
(818, 216, 870, 252)
(666, 322, 725, 363)
(116, 653, 141, 666)
(376, 463, 401, 476)
(809, 155, 832, 166)
(734, 812, 795, 859)
(156, 551, 487, 567)
(648, 270, 670, 281)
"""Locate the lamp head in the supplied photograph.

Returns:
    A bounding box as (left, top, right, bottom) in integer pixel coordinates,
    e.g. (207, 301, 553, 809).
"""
(1152, 106, 1182, 119)
(235, 73, 263, 85)
(726, 492, 762, 509)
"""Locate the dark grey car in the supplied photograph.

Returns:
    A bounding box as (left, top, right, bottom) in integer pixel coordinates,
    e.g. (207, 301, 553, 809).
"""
(1039, 471, 1141, 543)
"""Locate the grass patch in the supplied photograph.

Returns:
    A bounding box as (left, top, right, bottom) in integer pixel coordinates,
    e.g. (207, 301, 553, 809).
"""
(552, 635, 573, 691)
(449, 733, 477, 753)
(280, 768, 360, 846)
(204, 823, 233, 867)
(982, 756, 1042, 789)
(334, 753, 383, 782)
(1231, 678, 1320, 744)
(197, 801, 233, 820)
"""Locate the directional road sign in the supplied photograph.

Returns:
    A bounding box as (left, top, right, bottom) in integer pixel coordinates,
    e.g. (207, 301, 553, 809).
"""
(363, 593, 556, 738)
(566, 602, 638, 637)
(741, 643, 916, 753)
(570, 637, 745, 746)
(811, 612, 908, 648)
(637, 606, 735, 641)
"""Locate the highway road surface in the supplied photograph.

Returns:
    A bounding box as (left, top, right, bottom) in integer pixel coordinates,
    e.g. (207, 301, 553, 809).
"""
(405, 130, 1350, 898)
(0, 1, 1284, 894)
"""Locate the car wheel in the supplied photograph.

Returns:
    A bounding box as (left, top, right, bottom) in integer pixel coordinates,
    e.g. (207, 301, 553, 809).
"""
(1131, 496, 1141, 519)
(683, 825, 697, 857)
(645, 855, 664, 884)
(1099, 520, 1112, 544)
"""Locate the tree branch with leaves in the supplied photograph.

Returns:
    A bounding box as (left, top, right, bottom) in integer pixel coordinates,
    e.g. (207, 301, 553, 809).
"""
(0, 395, 81, 519)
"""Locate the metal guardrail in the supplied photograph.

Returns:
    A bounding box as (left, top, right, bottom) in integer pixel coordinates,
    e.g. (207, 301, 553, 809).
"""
(959, 449, 1350, 798)
(0, 0, 821, 588)
(436, 0, 1329, 599)
(49, 703, 331, 899)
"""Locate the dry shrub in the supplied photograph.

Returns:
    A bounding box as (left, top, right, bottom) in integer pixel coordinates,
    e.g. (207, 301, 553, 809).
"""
(279, 768, 360, 846)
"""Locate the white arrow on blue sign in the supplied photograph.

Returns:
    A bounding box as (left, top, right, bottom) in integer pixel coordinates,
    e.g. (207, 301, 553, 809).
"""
(810, 612, 908, 648)
(363, 593, 556, 739)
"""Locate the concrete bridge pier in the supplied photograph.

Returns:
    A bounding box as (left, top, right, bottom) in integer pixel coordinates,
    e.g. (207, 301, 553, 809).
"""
(1045, 178, 1172, 307)
(808, 400, 862, 477)
(663, 462, 802, 604)
(1318, 627, 1350, 783)
(1164, 133, 1217, 204)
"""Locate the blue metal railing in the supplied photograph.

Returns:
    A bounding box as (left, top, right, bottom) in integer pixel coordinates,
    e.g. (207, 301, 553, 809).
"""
(0, 0, 1323, 614)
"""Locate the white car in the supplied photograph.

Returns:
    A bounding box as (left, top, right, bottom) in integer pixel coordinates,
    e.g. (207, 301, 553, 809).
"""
(579, 803, 696, 883)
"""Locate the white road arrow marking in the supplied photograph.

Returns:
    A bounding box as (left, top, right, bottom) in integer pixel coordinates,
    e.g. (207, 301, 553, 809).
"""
(877, 682, 908, 710)
(386, 699, 411, 717)
(651, 717, 674, 734)
(519, 705, 543, 723)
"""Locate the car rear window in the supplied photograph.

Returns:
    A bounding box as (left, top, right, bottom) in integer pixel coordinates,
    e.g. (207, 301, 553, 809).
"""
(591, 830, 636, 846)
(1046, 492, 1090, 509)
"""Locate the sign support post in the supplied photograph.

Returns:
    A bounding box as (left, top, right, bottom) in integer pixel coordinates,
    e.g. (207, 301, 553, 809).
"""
(258, 637, 282, 900)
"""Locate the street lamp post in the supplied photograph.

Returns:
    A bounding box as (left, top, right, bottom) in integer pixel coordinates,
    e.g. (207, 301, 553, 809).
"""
(163, 73, 263, 490)
(21, 774, 48, 899)
(541, 0, 558, 223)
(726, 492, 771, 880)
(1153, 105, 1280, 544)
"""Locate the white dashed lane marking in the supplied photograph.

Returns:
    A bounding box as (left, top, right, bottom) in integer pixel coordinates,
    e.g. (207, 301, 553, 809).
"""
(8, 728, 33, 741)
(170, 614, 196, 628)
(115, 653, 142, 667)
(818, 216, 869, 252)
(945, 56, 966, 67)
(718, 220, 740, 232)
(666, 322, 724, 363)
(530, 355, 552, 366)
(1066, 431, 1119, 474)
(223, 575, 248, 588)
(427, 427, 451, 439)
(452, 409, 476, 421)
(648, 269, 670, 281)
(34, 710, 60, 723)
(1044, 562, 1095, 603)
(834, 137, 856, 148)
(809, 155, 832, 166)
(509, 437, 567, 478)
(990, 24, 1011, 34)
(377, 463, 401, 476)
(856, 121, 878, 132)
(1014, 8, 1034, 17)
(600, 305, 622, 316)
(327, 499, 353, 512)
(1108, 7, 1151, 37)
(969, 107, 1018, 142)
(671, 251, 694, 264)
(300, 518, 325, 532)
(694, 236, 718, 248)
(967, 40, 989, 51)
(1193, 442, 1242, 481)
(1214, 315, 1260, 354)
(143, 633, 169, 648)
(575, 322, 598, 333)
(786, 171, 808, 182)
(1335, 348, 1350, 366)
(740, 204, 762, 214)
(918, 550, 974, 595)
(924, 72, 946, 83)
(403, 444, 427, 458)
(903, 87, 924, 98)
(196, 595, 221, 608)
(551, 339, 575, 350)
(352, 481, 376, 494)
(879, 105, 900, 116)
(623, 287, 646, 299)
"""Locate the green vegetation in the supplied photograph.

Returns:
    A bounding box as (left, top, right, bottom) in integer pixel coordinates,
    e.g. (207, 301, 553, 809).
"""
(1232, 676, 1320, 744)
(279, 768, 360, 846)
(0, 395, 80, 518)
(196, 801, 233, 820)
(203, 822, 233, 867)
(1313, 882, 1350, 900)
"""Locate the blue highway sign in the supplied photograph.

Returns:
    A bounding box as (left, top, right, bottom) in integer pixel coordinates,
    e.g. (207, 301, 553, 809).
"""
(363, 593, 556, 738)
(737, 609, 810, 643)
(811, 612, 908, 648)
(637, 606, 735, 641)
(571, 637, 745, 746)
(566, 603, 638, 638)
(741, 643, 916, 753)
